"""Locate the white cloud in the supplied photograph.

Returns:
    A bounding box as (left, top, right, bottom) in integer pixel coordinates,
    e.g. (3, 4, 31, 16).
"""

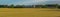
(33, 0, 47, 2)
(14, 0, 48, 5)
(45, 0, 60, 4)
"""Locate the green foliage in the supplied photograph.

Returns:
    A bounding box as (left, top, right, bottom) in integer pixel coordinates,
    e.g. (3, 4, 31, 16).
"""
(0, 4, 59, 8)
(10, 4, 14, 8)
(57, 6, 60, 9)
(41, 6, 48, 8)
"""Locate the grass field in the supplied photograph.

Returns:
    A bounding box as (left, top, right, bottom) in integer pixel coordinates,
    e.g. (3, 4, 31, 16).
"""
(0, 8, 60, 17)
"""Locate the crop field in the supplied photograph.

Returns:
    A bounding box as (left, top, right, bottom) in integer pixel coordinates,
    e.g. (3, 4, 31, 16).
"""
(0, 8, 60, 17)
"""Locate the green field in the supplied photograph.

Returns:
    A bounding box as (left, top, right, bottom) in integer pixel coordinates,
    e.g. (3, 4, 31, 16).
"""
(0, 8, 60, 17)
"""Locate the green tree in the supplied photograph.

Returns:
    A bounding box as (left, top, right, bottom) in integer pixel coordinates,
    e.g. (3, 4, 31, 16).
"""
(45, 4, 58, 8)
(4, 5, 8, 8)
(10, 4, 14, 8)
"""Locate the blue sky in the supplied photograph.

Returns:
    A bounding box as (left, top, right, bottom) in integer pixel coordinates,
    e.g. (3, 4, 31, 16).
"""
(0, 0, 60, 5)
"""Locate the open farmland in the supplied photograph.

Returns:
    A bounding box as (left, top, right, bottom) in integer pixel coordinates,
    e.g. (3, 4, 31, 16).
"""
(0, 8, 60, 17)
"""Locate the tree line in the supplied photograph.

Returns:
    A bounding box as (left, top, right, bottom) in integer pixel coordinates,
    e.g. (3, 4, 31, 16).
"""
(0, 4, 60, 9)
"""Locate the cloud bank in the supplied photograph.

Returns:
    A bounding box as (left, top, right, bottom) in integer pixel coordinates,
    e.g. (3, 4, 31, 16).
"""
(14, 0, 48, 5)
(0, 0, 60, 5)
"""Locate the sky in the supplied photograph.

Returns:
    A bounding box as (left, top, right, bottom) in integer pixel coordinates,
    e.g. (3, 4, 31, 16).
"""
(0, 0, 60, 5)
